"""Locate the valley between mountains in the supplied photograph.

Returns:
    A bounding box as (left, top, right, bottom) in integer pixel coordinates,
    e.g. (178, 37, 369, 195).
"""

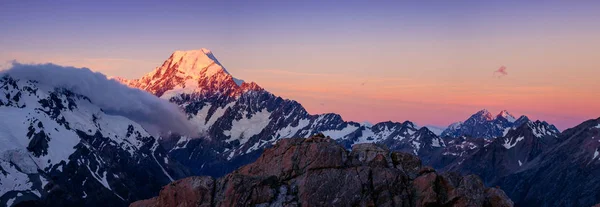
(1, 49, 599, 207)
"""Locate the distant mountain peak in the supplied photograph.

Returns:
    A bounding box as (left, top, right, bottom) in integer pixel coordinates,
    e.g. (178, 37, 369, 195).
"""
(167, 48, 229, 78)
(474, 109, 494, 121)
(442, 109, 555, 139)
(497, 110, 516, 122)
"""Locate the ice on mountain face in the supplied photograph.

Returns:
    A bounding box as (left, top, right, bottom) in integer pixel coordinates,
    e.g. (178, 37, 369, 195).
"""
(355, 128, 376, 144)
(532, 126, 547, 138)
(503, 127, 513, 136)
(189, 102, 235, 133)
(406, 128, 416, 136)
(84, 161, 124, 200)
(502, 136, 524, 149)
(7, 197, 16, 206)
(0, 158, 34, 197)
(161, 79, 200, 100)
(0, 89, 80, 171)
(224, 109, 272, 145)
(116, 48, 263, 104)
(322, 125, 359, 140)
(432, 138, 442, 147)
(275, 119, 310, 138)
(498, 110, 516, 122)
(412, 141, 421, 155)
(170, 49, 230, 77)
(151, 142, 174, 182)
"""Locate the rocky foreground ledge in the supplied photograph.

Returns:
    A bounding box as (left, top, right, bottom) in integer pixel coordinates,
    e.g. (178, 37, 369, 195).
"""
(131, 134, 513, 207)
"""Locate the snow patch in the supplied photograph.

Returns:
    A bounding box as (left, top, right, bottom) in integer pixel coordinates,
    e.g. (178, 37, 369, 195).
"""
(355, 127, 376, 144)
(503, 127, 513, 136)
(7, 197, 16, 207)
(275, 119, 310, 139)
(502, 136, 524, 149)
(161, 79, 200, 100)
(322, 125, 359, 140)
(432, 138, 441, 147)
(224, 109, 271, 145)
(189, 102, 235, 133)
(412, 141, 421, 155)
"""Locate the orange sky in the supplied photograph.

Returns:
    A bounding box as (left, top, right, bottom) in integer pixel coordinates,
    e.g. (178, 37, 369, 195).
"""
(2, 1, 600, 130)
(226, 35, 600, 129)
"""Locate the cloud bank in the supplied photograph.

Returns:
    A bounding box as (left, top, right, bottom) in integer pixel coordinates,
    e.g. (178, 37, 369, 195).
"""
(1, 62, 198, 137)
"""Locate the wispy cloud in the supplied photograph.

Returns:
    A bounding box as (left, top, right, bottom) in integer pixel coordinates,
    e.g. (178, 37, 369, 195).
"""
(493, 65, 508, 78)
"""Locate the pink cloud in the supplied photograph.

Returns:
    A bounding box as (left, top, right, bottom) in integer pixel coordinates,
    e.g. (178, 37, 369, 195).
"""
(493, 66, 508, 77)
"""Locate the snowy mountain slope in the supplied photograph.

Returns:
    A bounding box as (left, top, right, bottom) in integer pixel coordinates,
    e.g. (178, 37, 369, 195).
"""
(0, 72, 190, 206)
(489, 117, 600, 206)
(116, 49, 446, 177)
(427, 136, 492, 169)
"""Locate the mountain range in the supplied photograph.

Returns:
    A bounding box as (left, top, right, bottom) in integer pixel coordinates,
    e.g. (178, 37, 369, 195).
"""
(0, 75, 189, 206)
(0, 48, 598, 207)
(116, 48, 448, 177)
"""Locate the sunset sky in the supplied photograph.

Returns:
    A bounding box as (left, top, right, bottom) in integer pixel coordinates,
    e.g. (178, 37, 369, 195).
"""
(1, 1, 599, 129)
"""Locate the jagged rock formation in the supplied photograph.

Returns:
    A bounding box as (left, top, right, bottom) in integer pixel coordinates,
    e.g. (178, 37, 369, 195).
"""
(492, 118, 600, 206)
(446, 119, 562, 182)
(131, 135, 513, 207)
(428, 136, 493, 169)
(441, 109, 559, 139)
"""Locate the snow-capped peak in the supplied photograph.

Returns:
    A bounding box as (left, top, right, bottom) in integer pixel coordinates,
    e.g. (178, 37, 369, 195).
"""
(497, 110, 516, 123)
(168, 48, 229, 78)
(114, 48, 265, 97)
(475, 109, 494, 121)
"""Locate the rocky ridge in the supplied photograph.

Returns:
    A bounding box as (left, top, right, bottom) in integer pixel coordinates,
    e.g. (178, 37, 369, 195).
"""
(131, 134, 513, 207)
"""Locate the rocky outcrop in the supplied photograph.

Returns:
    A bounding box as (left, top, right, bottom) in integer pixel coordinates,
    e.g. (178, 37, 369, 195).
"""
(131, 134, 513, 207)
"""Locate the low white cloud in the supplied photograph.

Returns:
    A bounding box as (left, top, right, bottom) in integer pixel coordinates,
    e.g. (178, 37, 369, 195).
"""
(1, 62, 198, 137)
